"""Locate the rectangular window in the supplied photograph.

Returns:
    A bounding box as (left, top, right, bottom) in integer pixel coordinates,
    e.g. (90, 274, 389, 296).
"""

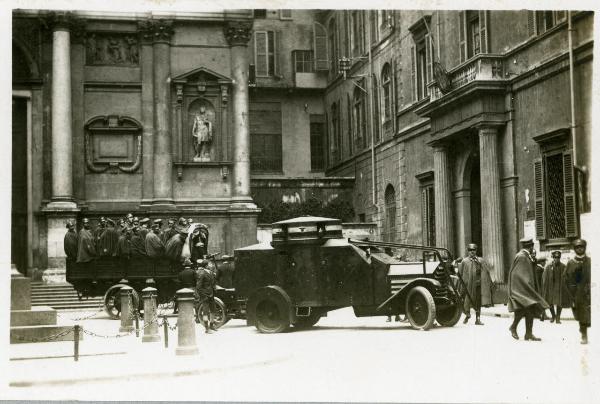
(280, 10, 292, 20)
(250, 102, 282, 172)
(534, 146, 579, 242)
(459, 10, 489, 62)
(530, 10, 567, 36)
(255, 31, 276, 77)
(411, 34, 433, 101)
(310, 115, 325, 171)
(421, 185, 436, 247)
(293, 50, 314, 73)
(253, 9, 267, 19)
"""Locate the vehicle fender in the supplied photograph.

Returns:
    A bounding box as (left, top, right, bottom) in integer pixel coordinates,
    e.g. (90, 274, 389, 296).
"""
(376, 278, 441, 313)
(246, 285, 294, 327)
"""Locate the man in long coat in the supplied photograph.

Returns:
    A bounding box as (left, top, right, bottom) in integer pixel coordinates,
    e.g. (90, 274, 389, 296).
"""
(565, 239, 591, 344)
(165, 231, 186, 263)
(161, 219, 178, 244)
(458, 243, 494, 325)
(507, 237, 549, 341)
(541, 250, 571, 323)
(145, 222, 165, 258)
(195, 259, 217, 333)
(64, 221, 78, 275)
(130, 226, 147, 258)
(97, 218, 120, 257)
(76, 218, 97, 264)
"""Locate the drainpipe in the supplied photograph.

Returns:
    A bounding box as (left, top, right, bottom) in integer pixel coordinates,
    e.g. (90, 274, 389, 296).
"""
(567, 11, 577, 165)
(368, 15, 376, 206)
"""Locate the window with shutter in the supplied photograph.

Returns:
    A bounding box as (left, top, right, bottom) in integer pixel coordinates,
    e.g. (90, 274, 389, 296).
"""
(382, 64, 392, 122)
(527, 11, 536, 37)
(250, 102, 282, 172)
(372, 74, 380, 143)
(479, 10, 488, 54)
(562, 150, 579, 237)
(425, 33, 432, 84)
(347, 93, 353, 156)
(458, 11, 467, 63)
(313, 22, 328, 71)
(255, 31, 268, 77)
(274, 31, 281, 77)
(328, 18, 337, 77)
(410, 45, 417, 102)
(534, 158, 546, 240)
(280, 10, 292, 20)
(385, 185, 397, 242)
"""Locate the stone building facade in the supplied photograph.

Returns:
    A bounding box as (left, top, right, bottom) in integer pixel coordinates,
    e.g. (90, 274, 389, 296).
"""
(319, 10, 593, 295)
(11, 9, 352, 280)
(11, 8, 594, 289)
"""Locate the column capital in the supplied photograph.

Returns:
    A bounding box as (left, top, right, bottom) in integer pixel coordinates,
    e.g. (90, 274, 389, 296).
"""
(224, 21, 253, 46)
(41, 11, 84, 32)
(138, 19, 174, 44)
(475, 123, 502, 136)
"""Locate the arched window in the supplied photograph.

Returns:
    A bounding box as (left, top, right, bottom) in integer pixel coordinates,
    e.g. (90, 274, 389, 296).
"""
(372, 74, 380, 143)
(381, 63, 392, 123)
(384, 184, 396, 242)
(353, 83, 367, 150)
(328, 18, 337, 78)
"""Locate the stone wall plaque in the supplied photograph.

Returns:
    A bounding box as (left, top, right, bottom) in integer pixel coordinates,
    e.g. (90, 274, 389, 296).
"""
(85, 115, 142, 173)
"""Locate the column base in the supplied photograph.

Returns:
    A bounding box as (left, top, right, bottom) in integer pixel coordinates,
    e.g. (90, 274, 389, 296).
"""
(176, 345, 199, 356)
(45, 200, 78, 211)
(150, 199, 176, 210)
(230, 196, 258, 210)
(119, 325, 135, 333)
(142, 334, 161, 343)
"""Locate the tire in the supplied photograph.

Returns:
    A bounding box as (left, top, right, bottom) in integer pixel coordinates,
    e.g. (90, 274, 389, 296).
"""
(405, 286, 436, 331)
(195, 297, 230, 329)
(248, 286, 292, 334)
(436, 303, 462, 327)
(103, 284, 140, 320)
(293, 312, 321, 329)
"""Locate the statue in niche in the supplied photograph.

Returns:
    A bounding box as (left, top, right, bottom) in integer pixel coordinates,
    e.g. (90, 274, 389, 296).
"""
(192, 106, 213, 161)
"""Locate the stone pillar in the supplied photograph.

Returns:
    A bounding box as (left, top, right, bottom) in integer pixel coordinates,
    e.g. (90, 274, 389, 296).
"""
(433, 144, 454, 252)
(478, 126, 505, 283)
(42, 13, 81, 283)
(47, 14, 76, 209)
(175, 288, 199, 356)
(119, 286, 135, 333)
(141, 19, 175, 208)
(225, 21, 254, 206)
(139, 23, 155, 206)
(142, 287, 160, 343)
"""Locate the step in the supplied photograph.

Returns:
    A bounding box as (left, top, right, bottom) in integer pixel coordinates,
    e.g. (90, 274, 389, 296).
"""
(10, 325, 82, 344)
(11, 306, 57, 327)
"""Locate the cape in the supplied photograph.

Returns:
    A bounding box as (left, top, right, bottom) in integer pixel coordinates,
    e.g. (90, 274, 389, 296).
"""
(507, 250, 549, 313)
(76, 229, 96, 263)
(145, 232, 165, 258)
(64, 231, 78, 260)
(458, 256, 494, 310)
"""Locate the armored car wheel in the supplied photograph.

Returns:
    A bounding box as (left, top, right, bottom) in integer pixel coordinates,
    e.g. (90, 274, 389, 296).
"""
(248, 286, 292, 334)
(405, 286, 436, 331)
(436, 303, 462, 327)
(103, 284, 140, 320)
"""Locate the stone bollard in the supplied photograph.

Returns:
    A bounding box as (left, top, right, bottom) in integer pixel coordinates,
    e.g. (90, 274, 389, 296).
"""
(175, 288, 199, 356)
(119, 285, 135, 333)
(142, 287, 160, 343)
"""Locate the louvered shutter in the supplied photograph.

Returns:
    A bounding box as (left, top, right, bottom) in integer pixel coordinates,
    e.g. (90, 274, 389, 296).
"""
(428, 186, 435, 246)
(527, 11, 536, 37)
(534, 158, 546, 240)
(347, 94, 353, 156)
(562, 150, 579, 237)
(274, 30, 282, 77)
(458, 11, 466, 63)
(313, 22, 329, 71)
(425, 34, 433, 87)
(555, 11, 566, 22)
(391, 58, 397, 132)
(255, 31, 268, 77)
(324, 111, 329, 167)
(411, 44, 417, 102)
(421, 188, 429, 245)
(479, 10, 488, 53)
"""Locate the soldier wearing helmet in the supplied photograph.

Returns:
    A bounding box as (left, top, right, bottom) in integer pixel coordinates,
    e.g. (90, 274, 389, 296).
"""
(458, 243, 494, 325)
(565, 239, 591, 344)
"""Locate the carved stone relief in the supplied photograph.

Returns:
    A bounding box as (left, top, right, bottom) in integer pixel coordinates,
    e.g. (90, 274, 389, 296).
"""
(85, 115, 142, 173)
(85, 33, 139, 66)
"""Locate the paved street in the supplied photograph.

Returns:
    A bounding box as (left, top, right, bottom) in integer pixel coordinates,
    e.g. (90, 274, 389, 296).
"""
(4, 306, 597, 403)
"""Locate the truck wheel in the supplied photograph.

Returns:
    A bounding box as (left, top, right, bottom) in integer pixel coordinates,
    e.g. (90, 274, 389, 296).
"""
(436, 303, 462, 327)
(103, 284, 140, 320)
(405, 286, 436, 331)
(197, 297, 230, 329)
(248, 286, 292, 334)
(293, 312, 321, 329)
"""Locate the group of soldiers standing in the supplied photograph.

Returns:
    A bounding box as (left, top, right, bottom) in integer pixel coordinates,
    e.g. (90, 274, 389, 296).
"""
(64, 214, 209, 265)
(455, 238, 591, 344)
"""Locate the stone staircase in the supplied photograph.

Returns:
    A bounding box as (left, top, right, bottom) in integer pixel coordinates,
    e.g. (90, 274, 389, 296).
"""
(31, 282, 104, 311)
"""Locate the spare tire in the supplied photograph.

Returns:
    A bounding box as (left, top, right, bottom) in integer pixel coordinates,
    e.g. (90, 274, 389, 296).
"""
(247, 286, 292, 334)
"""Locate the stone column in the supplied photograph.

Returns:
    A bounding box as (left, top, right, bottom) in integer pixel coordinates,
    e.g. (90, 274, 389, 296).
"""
(141, 19, 175, 208)
(225, 21, 254, 206)
(478, 126, 505, 283)
(42, 13, 82, 283)
(433, 144, 454, 252)
(47, 13, 77, 210)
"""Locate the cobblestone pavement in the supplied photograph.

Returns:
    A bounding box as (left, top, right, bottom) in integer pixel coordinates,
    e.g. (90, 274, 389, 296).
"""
(3, 306, 597, 403)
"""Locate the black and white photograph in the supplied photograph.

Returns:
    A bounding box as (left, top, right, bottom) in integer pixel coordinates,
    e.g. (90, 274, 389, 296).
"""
(1, 0, 598, 402)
